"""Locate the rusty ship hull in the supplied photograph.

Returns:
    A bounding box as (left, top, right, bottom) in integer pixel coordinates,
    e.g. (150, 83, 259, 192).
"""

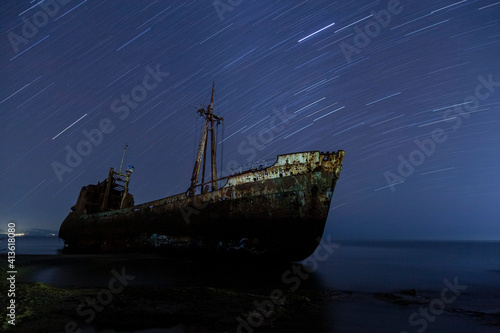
(59, 150, 344, 262)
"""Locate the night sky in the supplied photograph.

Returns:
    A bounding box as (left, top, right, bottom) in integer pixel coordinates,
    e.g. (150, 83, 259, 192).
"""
(1, 0, 499, 240)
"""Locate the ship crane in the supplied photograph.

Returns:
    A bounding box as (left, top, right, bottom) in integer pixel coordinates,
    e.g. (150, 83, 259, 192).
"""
(189, 81, 223, 197)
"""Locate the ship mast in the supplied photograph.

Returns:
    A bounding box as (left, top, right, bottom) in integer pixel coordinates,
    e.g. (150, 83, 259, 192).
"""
(189, 82, 223, 197)
(118, 143, 128, 174)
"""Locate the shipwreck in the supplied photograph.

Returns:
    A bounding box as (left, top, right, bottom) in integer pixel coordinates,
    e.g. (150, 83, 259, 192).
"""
(58, 83, 345, 261)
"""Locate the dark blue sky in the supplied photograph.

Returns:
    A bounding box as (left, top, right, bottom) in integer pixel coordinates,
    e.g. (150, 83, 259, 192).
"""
(1, 0, 499, 239)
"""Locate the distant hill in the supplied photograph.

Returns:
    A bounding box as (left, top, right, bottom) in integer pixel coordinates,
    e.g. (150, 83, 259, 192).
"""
(24, 229, 58, 236)
(0, 228, 57, 236)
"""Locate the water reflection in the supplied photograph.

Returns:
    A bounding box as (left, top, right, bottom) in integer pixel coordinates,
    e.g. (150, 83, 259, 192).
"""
(26, 253, 324, 290)
(20, 253, 327, 332)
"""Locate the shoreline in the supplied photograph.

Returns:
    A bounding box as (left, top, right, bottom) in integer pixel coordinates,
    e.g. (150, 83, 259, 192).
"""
(1, 254, 498, 332)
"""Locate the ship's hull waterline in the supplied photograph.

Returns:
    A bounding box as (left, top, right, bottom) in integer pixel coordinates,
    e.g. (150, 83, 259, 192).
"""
(59, 151, 344, 261)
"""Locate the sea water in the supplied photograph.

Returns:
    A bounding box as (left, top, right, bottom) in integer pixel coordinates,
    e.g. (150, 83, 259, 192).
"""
(2, 237, 499, 295)
(316, 240, 500, 333)
(316, 240, 500, 294)
(3, 236, 499, 332)
(0, 235, 64, 255)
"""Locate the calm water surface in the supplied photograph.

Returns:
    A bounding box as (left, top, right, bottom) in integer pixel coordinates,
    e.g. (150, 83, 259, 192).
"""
(2, 237, 499, 294)
(2, 236, 499, 332)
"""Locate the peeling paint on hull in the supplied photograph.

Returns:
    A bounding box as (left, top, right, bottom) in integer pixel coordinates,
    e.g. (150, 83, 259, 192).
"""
(59, 150, 344, 262)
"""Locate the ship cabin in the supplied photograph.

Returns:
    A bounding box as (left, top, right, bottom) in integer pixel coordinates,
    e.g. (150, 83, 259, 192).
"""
(71, 167, 134, 214)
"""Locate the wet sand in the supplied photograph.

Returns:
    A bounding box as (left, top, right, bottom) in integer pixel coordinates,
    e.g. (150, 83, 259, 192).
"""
(1, 254, 498, 332)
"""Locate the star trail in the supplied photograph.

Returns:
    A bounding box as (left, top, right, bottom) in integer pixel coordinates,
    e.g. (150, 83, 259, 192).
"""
(0, 0, 499, 240)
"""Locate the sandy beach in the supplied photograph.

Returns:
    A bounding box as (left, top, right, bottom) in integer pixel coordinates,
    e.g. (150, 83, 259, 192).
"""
(1, 253, 498, 333)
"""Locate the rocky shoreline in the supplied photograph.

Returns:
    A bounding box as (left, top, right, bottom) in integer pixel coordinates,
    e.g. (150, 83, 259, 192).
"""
(1, 281, 336, 332)
(1, 254, 498, 332)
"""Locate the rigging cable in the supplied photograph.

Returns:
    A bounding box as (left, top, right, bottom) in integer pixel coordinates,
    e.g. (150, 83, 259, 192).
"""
(221, 112, 224, 181)
(215, 90, 224, 184)
(193, 108, 199, 167)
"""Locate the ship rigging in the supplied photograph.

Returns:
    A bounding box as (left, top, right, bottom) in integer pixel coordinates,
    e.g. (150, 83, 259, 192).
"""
(189, 82, 224, 196)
